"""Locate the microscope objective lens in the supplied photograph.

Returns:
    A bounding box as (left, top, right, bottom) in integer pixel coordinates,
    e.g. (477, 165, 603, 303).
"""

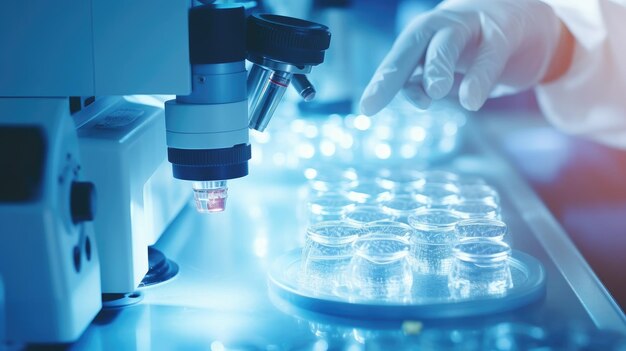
(192, 181, 228, 213)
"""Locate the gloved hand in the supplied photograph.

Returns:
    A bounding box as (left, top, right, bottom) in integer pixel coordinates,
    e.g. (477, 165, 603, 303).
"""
(360, 0, 563, 115)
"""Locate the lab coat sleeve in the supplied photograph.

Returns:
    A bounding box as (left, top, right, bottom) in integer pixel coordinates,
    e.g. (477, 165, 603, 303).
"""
(536, 0, 626, 149)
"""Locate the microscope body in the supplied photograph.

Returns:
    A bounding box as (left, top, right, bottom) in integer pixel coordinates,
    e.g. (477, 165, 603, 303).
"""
(76, 96, 190, 293)
(0, 0, 329, 344)
(0, 0, 190, 343)
(0, 98, 102, 343)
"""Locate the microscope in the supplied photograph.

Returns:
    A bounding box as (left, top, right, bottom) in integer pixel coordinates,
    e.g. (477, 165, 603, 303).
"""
(0, 1, 330, 344)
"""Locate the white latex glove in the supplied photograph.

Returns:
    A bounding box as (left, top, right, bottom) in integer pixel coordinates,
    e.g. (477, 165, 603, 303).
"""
(360, 0, 562, 115)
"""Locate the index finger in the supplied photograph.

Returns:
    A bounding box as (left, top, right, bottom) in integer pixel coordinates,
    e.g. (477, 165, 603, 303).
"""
(360, 17, 436, 116)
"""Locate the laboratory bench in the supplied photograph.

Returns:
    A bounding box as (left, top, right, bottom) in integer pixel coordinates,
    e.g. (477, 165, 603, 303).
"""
(62, 108, 626, 350)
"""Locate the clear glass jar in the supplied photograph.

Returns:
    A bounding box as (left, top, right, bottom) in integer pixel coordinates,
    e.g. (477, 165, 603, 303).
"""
(455, 218, 508, 241)
(307, 192, 356, 224)
(454, 175, 487, 186)
(420, 170, 460, 185)
(375, 169, 425, 193)
(449, 200, 500, 220)
(380, 194, 429, 224)
(413, 182, 460, 209)
(301, 221, 362, 293)
(408, 209, 461, 275)
(306, 167, 358, 192)
(345, 180, 391, 204)
(448, 239, 513, 299)
(342, 205, 397, 226)
(349, 234, 413, 301)
(362, 221, 414, 241)
(457, 184, 500, 206)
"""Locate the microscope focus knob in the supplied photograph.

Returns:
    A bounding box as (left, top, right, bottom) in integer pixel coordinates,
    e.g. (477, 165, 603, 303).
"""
(70, 181, 96, 223)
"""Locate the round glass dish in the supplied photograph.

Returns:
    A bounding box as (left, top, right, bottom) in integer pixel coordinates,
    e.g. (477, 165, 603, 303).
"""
(376, 169, 425, 192)
(408, 209, 462, 275)
(306, 167, 358, 193)
(455, 218, 508, 241)
(362, 221, 414, 241)
(269, 248, 546, 319)
(308, 192, 356, 224)
(457, 184, 500, 206)
(349, 234, 413, 301)
(413, 182, 460, 208)
(343, 205, 397, 226)
(420, 170, 460, 185)
(380, 194, 429, 223)
(301, 221, 362, 294)
(448, 239, 513, 299)
(345, 180, 392, 204)
(449, 200, 501, 220)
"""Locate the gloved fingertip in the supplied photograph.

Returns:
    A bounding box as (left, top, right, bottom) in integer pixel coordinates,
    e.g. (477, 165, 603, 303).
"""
(459, 78, 485, 112)
(359, 95, 380, 116)
(359, 84, 381, 116)
(359, 101, 376, 116)
(424, 77, 452, 100)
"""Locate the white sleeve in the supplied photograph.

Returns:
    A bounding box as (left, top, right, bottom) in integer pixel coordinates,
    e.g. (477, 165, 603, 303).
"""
(535, 0, 626, 149)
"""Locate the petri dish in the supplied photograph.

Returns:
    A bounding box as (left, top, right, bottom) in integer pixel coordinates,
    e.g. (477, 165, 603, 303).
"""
(457, 184, 500, 206)
(455, 218, 508, 241)
(420, 170, 460, 185)
(354, 166, 390, 183)
(408, 209, 462, 275)
(349, 234, 413, 301)
(376, 169, 425, 192)
(343, 205, 397, 226)
(307, 167, 358, 192)
(454, 176, 488, 186)
(449, 239, 513, 299)
(345, 180, 392, 204)
(413, 182, 460, 208)
(449, 200, 501, 220)
(362, 221, 414, 241)
(308, 192, 356, 223)
(380, 195, 429, 223)
(301, 221, 363, 294)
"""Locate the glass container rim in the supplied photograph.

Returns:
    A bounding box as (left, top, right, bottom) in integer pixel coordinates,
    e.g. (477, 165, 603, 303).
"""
(308, 192, 356, 215)
(452, 238, 511, 263)
(408, 208, 461, 232)
(343, 205, 396, 224)
(455, 218, 508, 240)
(362, 220, 414, 238)
(353, 234, 411, 263)
(449, 200, 500, 219)
(306, 220, 362, 245)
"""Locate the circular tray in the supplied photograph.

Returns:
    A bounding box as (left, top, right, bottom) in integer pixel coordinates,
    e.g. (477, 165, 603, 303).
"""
(268, 249, 546, 320)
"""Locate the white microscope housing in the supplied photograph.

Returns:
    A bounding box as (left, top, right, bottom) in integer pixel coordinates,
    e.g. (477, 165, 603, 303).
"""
(0, 0, 190, 343)
(0, 0, 330, 345)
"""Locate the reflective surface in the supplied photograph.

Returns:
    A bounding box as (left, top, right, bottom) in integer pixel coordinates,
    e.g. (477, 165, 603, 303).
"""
(62, 119, 626, 350)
